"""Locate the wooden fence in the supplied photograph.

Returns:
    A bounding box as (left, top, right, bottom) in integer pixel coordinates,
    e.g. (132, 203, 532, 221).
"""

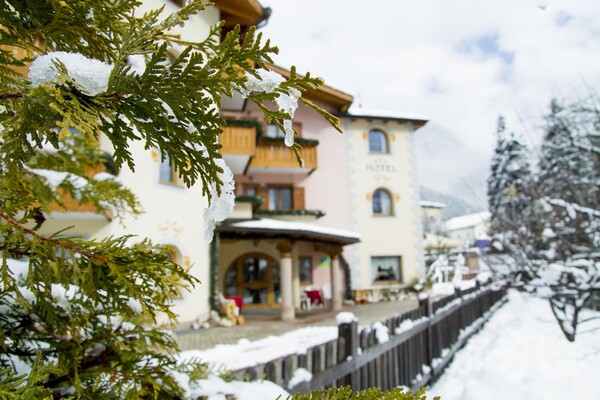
(231, 283, 507, 393)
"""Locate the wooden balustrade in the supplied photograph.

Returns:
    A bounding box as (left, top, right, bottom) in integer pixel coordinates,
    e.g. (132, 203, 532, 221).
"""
(50, 191, 98, 213)
(220, 126, 256, 155)
(250, 142, 318, 170)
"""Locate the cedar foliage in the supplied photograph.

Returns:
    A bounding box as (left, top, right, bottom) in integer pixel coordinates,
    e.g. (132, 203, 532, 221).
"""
(288, 386, 439, 400)
(0, 0, 341, 397)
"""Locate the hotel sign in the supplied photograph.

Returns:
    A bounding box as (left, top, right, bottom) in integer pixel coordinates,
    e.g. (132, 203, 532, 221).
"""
(366, 158, 397, 174)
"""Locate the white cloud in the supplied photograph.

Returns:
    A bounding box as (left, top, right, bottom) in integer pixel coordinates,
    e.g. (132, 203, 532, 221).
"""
(259, 0, 600, 204)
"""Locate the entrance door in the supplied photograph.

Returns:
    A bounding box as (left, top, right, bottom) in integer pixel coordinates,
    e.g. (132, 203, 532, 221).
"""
(224, 253, 280, 308)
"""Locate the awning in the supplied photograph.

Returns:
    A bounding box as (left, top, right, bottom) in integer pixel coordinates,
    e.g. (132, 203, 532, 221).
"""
(217, 218, 361, 246)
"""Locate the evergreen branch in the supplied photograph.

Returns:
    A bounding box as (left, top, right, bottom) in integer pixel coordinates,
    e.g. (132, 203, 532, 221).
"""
(0, 92, 23, 100)
(0, 210, 108, 262)
(42, 346, 115, 389)
(300, 97, 343, 133)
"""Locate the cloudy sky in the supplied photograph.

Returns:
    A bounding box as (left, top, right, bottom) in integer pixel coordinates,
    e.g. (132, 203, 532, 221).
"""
(258, 0, 600, 208)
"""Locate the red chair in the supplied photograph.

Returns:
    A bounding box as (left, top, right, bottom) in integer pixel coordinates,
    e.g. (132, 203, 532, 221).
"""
(305, 289, 323, 308)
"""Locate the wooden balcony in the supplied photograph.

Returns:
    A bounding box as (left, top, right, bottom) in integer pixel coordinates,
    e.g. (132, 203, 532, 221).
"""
(34, 191, 112, 237)
(220, 125, 257, 174)
(51, 191, 102, 213)
(248, 141, 318, 174)
(1, 37, 45, 79)
(220, 126, 256, 155)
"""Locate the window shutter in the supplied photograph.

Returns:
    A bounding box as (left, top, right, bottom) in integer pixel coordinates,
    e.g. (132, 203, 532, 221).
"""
(293, 122, 303, 137)
(293, 187, 305, 210)
(257, 187, 269, 210)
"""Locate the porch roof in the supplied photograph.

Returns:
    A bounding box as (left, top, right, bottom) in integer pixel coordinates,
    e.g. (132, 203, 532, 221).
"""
(217, 218, 361, 246)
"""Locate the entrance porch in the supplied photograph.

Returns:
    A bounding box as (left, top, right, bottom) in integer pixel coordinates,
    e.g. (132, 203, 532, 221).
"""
(216, 218, 360, 321)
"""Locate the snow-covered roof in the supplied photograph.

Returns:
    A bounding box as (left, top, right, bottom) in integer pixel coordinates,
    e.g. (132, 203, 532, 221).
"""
(218, 218, 360, 245)
(445, 211, 491, 231)
(423, 233, 463, 249)
(344, 107, 428, 123)
(421, 200, 446, 209)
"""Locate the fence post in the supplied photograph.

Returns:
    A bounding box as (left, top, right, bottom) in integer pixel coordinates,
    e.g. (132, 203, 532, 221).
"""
(455, 284, 465, 332)
(338, 319, 358, 389)
(418, 294, 433, 383)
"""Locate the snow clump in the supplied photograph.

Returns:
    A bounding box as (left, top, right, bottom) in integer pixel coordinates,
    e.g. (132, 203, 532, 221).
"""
(372, 321, 390, 344)
(288, 368, 313, 389)
(30, 51, 113, 96)
(203, 158, 235, 243)
(336, 312, 357, 325)
(237, 68, 301, 147)
(26, 167, 88, 191)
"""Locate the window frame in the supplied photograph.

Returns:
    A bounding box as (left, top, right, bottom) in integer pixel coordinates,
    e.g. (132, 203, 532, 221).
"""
(371, 256, 403, 284)
(267, 186, 293, 211)
(368, 128, 389, 153)
(372, 188, 394, 216)
(159, 155, 182, 187)
(244, 184, 258, 197)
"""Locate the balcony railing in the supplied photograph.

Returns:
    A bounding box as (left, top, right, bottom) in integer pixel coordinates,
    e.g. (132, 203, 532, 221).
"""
(249, 140, 318, 171)
(51, 191, 101, 214)
(220, 126, 256, 155)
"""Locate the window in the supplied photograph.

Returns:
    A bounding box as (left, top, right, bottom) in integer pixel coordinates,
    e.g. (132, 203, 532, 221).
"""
(244, 186, 257, 197)
(371, 256, 402, 283)
(266, 124, 285, 138)
(299, 256, 313, 284)
(268, 187, 292, 210)
(159, 155, 180, 185)
(372, 189, 393, 216)
(224, 254, 281, 307)
(368, 129, 389, 153)
(266, 123, 302, 138)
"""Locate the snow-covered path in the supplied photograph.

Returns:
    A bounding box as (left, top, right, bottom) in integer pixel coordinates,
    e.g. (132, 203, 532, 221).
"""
(429, 290, 600, 400)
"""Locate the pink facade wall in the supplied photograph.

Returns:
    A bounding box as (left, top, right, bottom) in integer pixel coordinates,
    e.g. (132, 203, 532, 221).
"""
(235, 100, 353, 232)
(233, 99, 354, 296)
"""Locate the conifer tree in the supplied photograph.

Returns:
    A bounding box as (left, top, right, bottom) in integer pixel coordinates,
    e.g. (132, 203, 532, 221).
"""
(487, 115, 533, 236)
(0, 0, 340, 397)
(538, 99, 599, 206)
(487, 100, 600, 341)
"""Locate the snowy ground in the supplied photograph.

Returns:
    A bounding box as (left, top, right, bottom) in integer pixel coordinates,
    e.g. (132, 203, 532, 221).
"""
(178, 326, 338, 371)
(428, 290, 600, 400)
(180, 290, 600, 399)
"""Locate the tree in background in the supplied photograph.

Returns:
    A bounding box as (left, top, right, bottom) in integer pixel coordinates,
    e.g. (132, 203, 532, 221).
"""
(487, 115, 535, 272)
(539, 99, 599, 205)
(487, 98, 600, 341)
(0, 0, 338, 397)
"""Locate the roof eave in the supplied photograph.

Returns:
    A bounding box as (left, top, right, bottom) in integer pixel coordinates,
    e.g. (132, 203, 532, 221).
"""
(265, 63, 354, 112)
(217, 224, 360, 246)
(213, 0, 266, 27)
(338, 112, 429, 129)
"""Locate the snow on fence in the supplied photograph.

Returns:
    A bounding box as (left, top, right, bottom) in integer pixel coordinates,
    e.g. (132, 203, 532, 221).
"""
(230, 283, 508, 393)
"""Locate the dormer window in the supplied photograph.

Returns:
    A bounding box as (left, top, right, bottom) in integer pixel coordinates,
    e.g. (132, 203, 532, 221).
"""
(369, 129, 389, 153)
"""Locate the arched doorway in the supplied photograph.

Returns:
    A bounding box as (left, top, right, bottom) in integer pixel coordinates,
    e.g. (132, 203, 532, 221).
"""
(224, 253, 281, 309)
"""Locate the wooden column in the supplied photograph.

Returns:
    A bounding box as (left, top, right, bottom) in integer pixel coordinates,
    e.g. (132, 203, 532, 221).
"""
(277, 240, 295, 321)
